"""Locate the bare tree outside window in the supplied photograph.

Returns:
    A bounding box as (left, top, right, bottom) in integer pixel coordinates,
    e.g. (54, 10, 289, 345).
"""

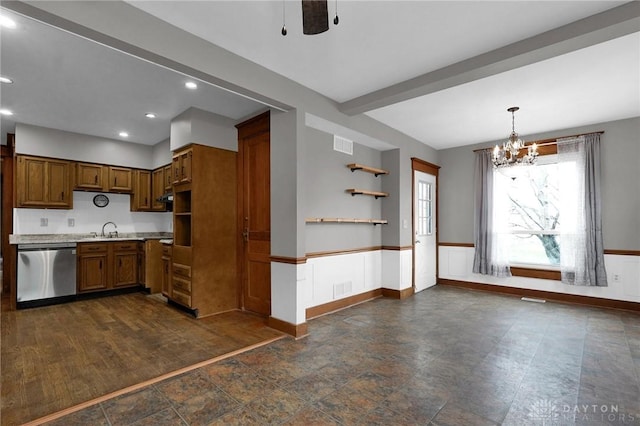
(504, 162, 561, 265)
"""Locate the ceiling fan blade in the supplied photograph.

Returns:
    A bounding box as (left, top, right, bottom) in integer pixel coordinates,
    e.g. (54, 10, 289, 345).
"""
(302, 0, 329, 35)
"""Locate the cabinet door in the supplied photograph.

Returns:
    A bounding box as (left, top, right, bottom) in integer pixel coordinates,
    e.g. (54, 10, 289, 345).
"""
(16, 156, 47, 207)
(113, 252, 138, 287)
(132, 170, 151, 211)
(138, 243, 146, 285)
(161, 256, 171, 297)
(75, 163, 104, 190)
(179, 150, 192, 183)
(46, 159, 72, 208)
(171, 155, 181, 184)
(163, 165, 172, 191)
(108, 167, 133, 192)
(151, 168, 166, 211)
(78, 254, 108, 292)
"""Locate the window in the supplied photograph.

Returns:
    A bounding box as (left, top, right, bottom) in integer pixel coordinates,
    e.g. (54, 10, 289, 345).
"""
(498, 155, 566, 267)
(417, 180, 432, 236)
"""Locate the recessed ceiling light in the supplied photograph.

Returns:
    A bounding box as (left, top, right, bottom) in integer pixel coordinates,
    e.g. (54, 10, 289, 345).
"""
(0, 109, 14, 116)
(0, 16, 17, 29)
(185, 81, 198, 90)
(119, 131, 129, 138)
(0, 76, 13, 84)
(145, 112, 156, 119)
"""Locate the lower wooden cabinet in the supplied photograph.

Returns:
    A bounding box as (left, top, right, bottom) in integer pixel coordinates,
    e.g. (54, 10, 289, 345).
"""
(161, 243, 172, 297)
(77, 241, 139, 293)
(78, 244, 108, 292)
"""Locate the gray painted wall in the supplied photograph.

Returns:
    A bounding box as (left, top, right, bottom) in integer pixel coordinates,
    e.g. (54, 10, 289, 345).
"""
(151, 138, 171, 169)
(15, 123, 156, 169)
(438, 116, 640, 250)
(170, 107, 237, 152)
(304, 127, 383, 253)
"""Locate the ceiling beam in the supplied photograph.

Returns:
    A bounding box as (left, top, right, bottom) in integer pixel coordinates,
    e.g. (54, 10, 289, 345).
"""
(339, 1, 640, 116)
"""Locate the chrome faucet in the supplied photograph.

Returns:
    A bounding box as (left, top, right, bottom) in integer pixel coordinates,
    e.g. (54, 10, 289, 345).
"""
(101, 221, 118, 238)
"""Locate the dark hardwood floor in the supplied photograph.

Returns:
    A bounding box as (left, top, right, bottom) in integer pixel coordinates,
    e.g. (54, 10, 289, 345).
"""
(1, 293, 284, 426)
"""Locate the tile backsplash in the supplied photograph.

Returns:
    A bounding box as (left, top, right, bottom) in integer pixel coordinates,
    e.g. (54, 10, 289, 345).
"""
(14, 191, 172, 234)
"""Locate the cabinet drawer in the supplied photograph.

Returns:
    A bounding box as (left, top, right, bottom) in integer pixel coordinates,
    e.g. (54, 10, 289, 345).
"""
(162, 245, 172, 256)
(172, 263, 191, 278)
(78, 243, 107, 254)
(171, 289, 191, 307)
(172, 276, 191, 293)
(113, 242, 137, 251)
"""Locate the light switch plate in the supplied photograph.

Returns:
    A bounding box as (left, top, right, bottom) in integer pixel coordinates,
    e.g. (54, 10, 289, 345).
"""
(68, 218, 75, 227)
(40, 218, 48, 227)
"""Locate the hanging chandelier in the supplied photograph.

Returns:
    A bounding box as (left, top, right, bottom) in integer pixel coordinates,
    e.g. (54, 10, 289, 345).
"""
(492, 107, 538, 168)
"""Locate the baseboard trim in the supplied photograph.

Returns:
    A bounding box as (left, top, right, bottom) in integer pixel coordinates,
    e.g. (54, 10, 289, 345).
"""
(438, 279, 640, 313)
(267, 316, 309, 338)
(306, 289, 383, 320)
(382, 287, 414, 299)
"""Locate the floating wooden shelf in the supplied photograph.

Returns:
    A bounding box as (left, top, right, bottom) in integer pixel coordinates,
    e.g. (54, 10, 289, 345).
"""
(306, 218, 388, 225)
(347, 163, 389, 177)
(346, 188, 389, 199)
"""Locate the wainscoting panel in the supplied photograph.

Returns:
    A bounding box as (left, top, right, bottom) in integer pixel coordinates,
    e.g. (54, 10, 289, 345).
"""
(305, 250, 382, 310)
(439, 246, 640, 303)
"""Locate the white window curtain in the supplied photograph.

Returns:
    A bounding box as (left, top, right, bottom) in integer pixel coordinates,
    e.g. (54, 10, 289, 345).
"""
(557, 133, 607, 286)
(473, 150, 511, 277)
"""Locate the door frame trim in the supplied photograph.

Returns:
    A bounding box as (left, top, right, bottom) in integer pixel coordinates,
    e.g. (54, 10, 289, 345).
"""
(1, 134, 16, 309)
(411, 158, 440, 292)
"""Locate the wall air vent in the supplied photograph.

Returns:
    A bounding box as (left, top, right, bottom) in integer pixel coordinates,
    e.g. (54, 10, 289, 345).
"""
(333, 135, 353, 155)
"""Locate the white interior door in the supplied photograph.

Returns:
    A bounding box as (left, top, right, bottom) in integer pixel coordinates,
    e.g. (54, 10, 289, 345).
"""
(414, 170, 436, 292)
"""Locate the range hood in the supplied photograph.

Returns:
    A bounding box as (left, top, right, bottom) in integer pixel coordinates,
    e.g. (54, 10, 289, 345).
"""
(157, 193, 173, 203)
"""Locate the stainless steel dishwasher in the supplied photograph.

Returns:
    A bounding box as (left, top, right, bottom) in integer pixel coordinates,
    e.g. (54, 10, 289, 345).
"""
(17, 243, 77, 307)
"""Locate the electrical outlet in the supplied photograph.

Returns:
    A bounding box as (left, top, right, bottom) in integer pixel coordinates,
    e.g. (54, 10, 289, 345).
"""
(40, 218, 48, 227)
(68, 218, 75, 227)
(613, 274, 621, 282)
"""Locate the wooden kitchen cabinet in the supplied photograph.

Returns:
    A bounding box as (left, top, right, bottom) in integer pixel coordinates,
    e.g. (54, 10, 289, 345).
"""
(75, 162, 105, 191)
(161, 243, 172, 297)
(163, 165, 172, 191)
(138, 242, 146, 286)
(77, 243, 108, 292)
(151, 167, 167, 211)
(131, 169, 151, 211)
(16, 155, 72, 209)
(167, 144, 236, 317)
(171, 148, 192, 184)
(107, 166, 132, 192)
(77, 241, 139, 293)
(113, 242, 138, 288)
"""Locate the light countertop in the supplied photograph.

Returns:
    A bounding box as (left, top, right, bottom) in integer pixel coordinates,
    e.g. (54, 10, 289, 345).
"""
(10, 232, 173, 245)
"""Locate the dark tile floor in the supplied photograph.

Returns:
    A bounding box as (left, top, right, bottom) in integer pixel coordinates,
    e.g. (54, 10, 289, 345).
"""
(44, 286, 640, 425)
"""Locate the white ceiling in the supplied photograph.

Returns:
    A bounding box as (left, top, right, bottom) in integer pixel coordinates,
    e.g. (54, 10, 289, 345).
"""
(1, 1, 639, 150)
(0, 8, 267, 146)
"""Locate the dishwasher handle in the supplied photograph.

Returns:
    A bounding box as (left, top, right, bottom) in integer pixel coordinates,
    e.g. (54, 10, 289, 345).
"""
(18, 243, 77, 251)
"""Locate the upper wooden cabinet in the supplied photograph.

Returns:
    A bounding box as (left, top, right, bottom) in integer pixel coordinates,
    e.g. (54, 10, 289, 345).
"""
(131, 170, 151, 211)
(163, 165, 172, 191)
(172, 148, 192, 185)
(16, 155, 72, 209)
(107, 166, 132, 192)
(152, 167, 167, 211)
(75, 163, 105, 191)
